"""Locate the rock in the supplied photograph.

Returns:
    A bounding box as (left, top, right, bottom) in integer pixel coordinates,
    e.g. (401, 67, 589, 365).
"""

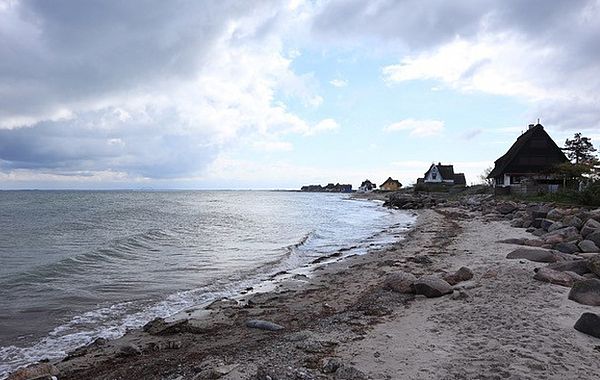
(322, 358, 343, 374)
(588, 255, 600, 278)
(554, 241, 580, 254)
(547, 260, 590, 275)
(7, 363, 59, 380)
(334, 365, 368, 380)
(547, 221, 565, 232)
(533, 267, 577, 287)
(451, 290, 469, 300)
(588, 208, 600, 222)
(587, 231, 600, 247)
(543, 226, 580, 242)
(531, 228, 545, 237)
(510, 218, 524, 228)
(194, 364, 239, 379)
(118, 343, 142, 357)
(563, 215, 583, 229)
(383, 271, 417, 293)
(568, 279, 600, 306)
(412, 275, 453, 298)
(443, 267, 474, 285)
(523, 239, 545, 247)
(246, 319, 285, 331)
(506, 248, 576, 263)
(546, 208, 565, 221)
(578, 240, 600, 253)
(540, 218, 555, 231)
(497, 238, 525, 245)
(581, 218, 600, 238)
(143, 318, 204, 335)
(497, 201, 518, 214)
(574, 313, 600, 339)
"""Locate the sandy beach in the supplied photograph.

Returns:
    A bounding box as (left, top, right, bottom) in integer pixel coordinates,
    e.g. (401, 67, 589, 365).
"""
(10, 199, 600, 380)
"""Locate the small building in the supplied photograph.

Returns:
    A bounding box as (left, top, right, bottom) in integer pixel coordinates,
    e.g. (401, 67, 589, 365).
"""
(358, 180, 376, 192)
(487, 123, 568, 193)
(380, 177, 402, 191)
(418, 163, 466, 186)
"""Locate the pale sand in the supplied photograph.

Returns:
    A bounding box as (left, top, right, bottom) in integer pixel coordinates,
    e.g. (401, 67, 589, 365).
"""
(336, 209, 599, 380)
(48, 207, 600, 379)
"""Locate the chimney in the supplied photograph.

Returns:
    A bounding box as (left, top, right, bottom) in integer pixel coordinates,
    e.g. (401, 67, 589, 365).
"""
(528, 124, 535, 130)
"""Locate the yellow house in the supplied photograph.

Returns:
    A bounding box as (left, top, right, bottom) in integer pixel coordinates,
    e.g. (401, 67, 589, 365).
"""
(380, 177, 402, 191)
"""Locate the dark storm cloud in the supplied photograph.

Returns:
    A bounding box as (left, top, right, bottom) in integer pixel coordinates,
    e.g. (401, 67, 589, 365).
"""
(0, 108, 218, 178)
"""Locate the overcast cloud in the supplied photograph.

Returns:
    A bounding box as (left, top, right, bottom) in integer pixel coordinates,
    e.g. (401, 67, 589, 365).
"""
(1, 0, 599, 187)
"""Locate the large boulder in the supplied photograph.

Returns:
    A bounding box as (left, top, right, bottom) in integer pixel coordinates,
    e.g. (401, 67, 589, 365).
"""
(568, 279, 600, 306)
(412, 275, 453, 298)
(579, 240, 600, 253)
(587, 208, 600, 222)
(443, 267, 474, 285)
(563, 215, 583, 229)
(546, 208, 565, 221)
(506, 248, 576, 263)
(542, 226, 580, 243)
(588, 255, 600, 278)
(529, 205, 550, 220)
(554, 241, 580, 254)
(547, 260, 590, 275)
(497, 201, 518, 215)
(574, 312, 600, 339)
(383, 271, 417, 293)
(547, 222, 565, 232)
(540, 218, 555, 231)
(587, 231, 600, 247)
(581, 218, 600, 238)
(533, 267, 577, 287)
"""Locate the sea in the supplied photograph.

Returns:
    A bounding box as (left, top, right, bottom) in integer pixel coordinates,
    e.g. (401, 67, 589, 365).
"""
(0, 190, 415, 375)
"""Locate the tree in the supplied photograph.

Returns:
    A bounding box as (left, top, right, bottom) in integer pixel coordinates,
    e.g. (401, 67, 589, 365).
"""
(562, 133, 597, 164)
(479, 167, 494, 187)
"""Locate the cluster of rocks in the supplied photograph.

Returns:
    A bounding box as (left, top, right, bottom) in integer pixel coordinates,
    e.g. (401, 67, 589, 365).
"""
(383, 266, 473, 299)
(383, 192, 445, 210)
(495, 201, 600, 340)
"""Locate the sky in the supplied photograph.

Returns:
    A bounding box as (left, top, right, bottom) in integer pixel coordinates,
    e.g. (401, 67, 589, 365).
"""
(1, 0, 599, 190)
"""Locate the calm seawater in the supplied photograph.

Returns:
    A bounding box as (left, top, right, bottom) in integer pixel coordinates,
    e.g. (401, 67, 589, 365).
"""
(0, 191, 414, 374)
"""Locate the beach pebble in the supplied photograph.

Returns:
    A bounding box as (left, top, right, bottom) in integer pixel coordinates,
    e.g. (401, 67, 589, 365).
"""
(322, 358, 342, 374)
(7, 363, 59, 380)
(412, 275, 453, 298)
(443, 267, 474, 285)
(118, 343, 142, 357)
(245, 319, 285, 331)
(568, 279, 600, 306)
(382, 271, 417, 293)
(574, 312, 600, 339)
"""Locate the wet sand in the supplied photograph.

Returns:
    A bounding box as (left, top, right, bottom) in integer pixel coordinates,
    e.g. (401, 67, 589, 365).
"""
(18, 205, 600, 379)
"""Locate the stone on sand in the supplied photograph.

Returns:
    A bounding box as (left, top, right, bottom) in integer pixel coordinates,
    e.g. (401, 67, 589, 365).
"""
(443, 267, 474, 285)
(246, 319, 285, 331)
(496, 201, 518, 214)
(506, 248, 575, 263)
(412, 275, 453, 298)
(383, 271, 417, 293)
(568, 279, 600, 306)
(533, 267, 577, 287)
(587, 231, 600, 248)
(574, 312, 600, 339)
(547, 260, 590, 275)
(554, 241, 580, 254)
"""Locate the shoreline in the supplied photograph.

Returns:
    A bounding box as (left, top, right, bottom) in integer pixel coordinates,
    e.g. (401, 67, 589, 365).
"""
(8, 197, 600, 379)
